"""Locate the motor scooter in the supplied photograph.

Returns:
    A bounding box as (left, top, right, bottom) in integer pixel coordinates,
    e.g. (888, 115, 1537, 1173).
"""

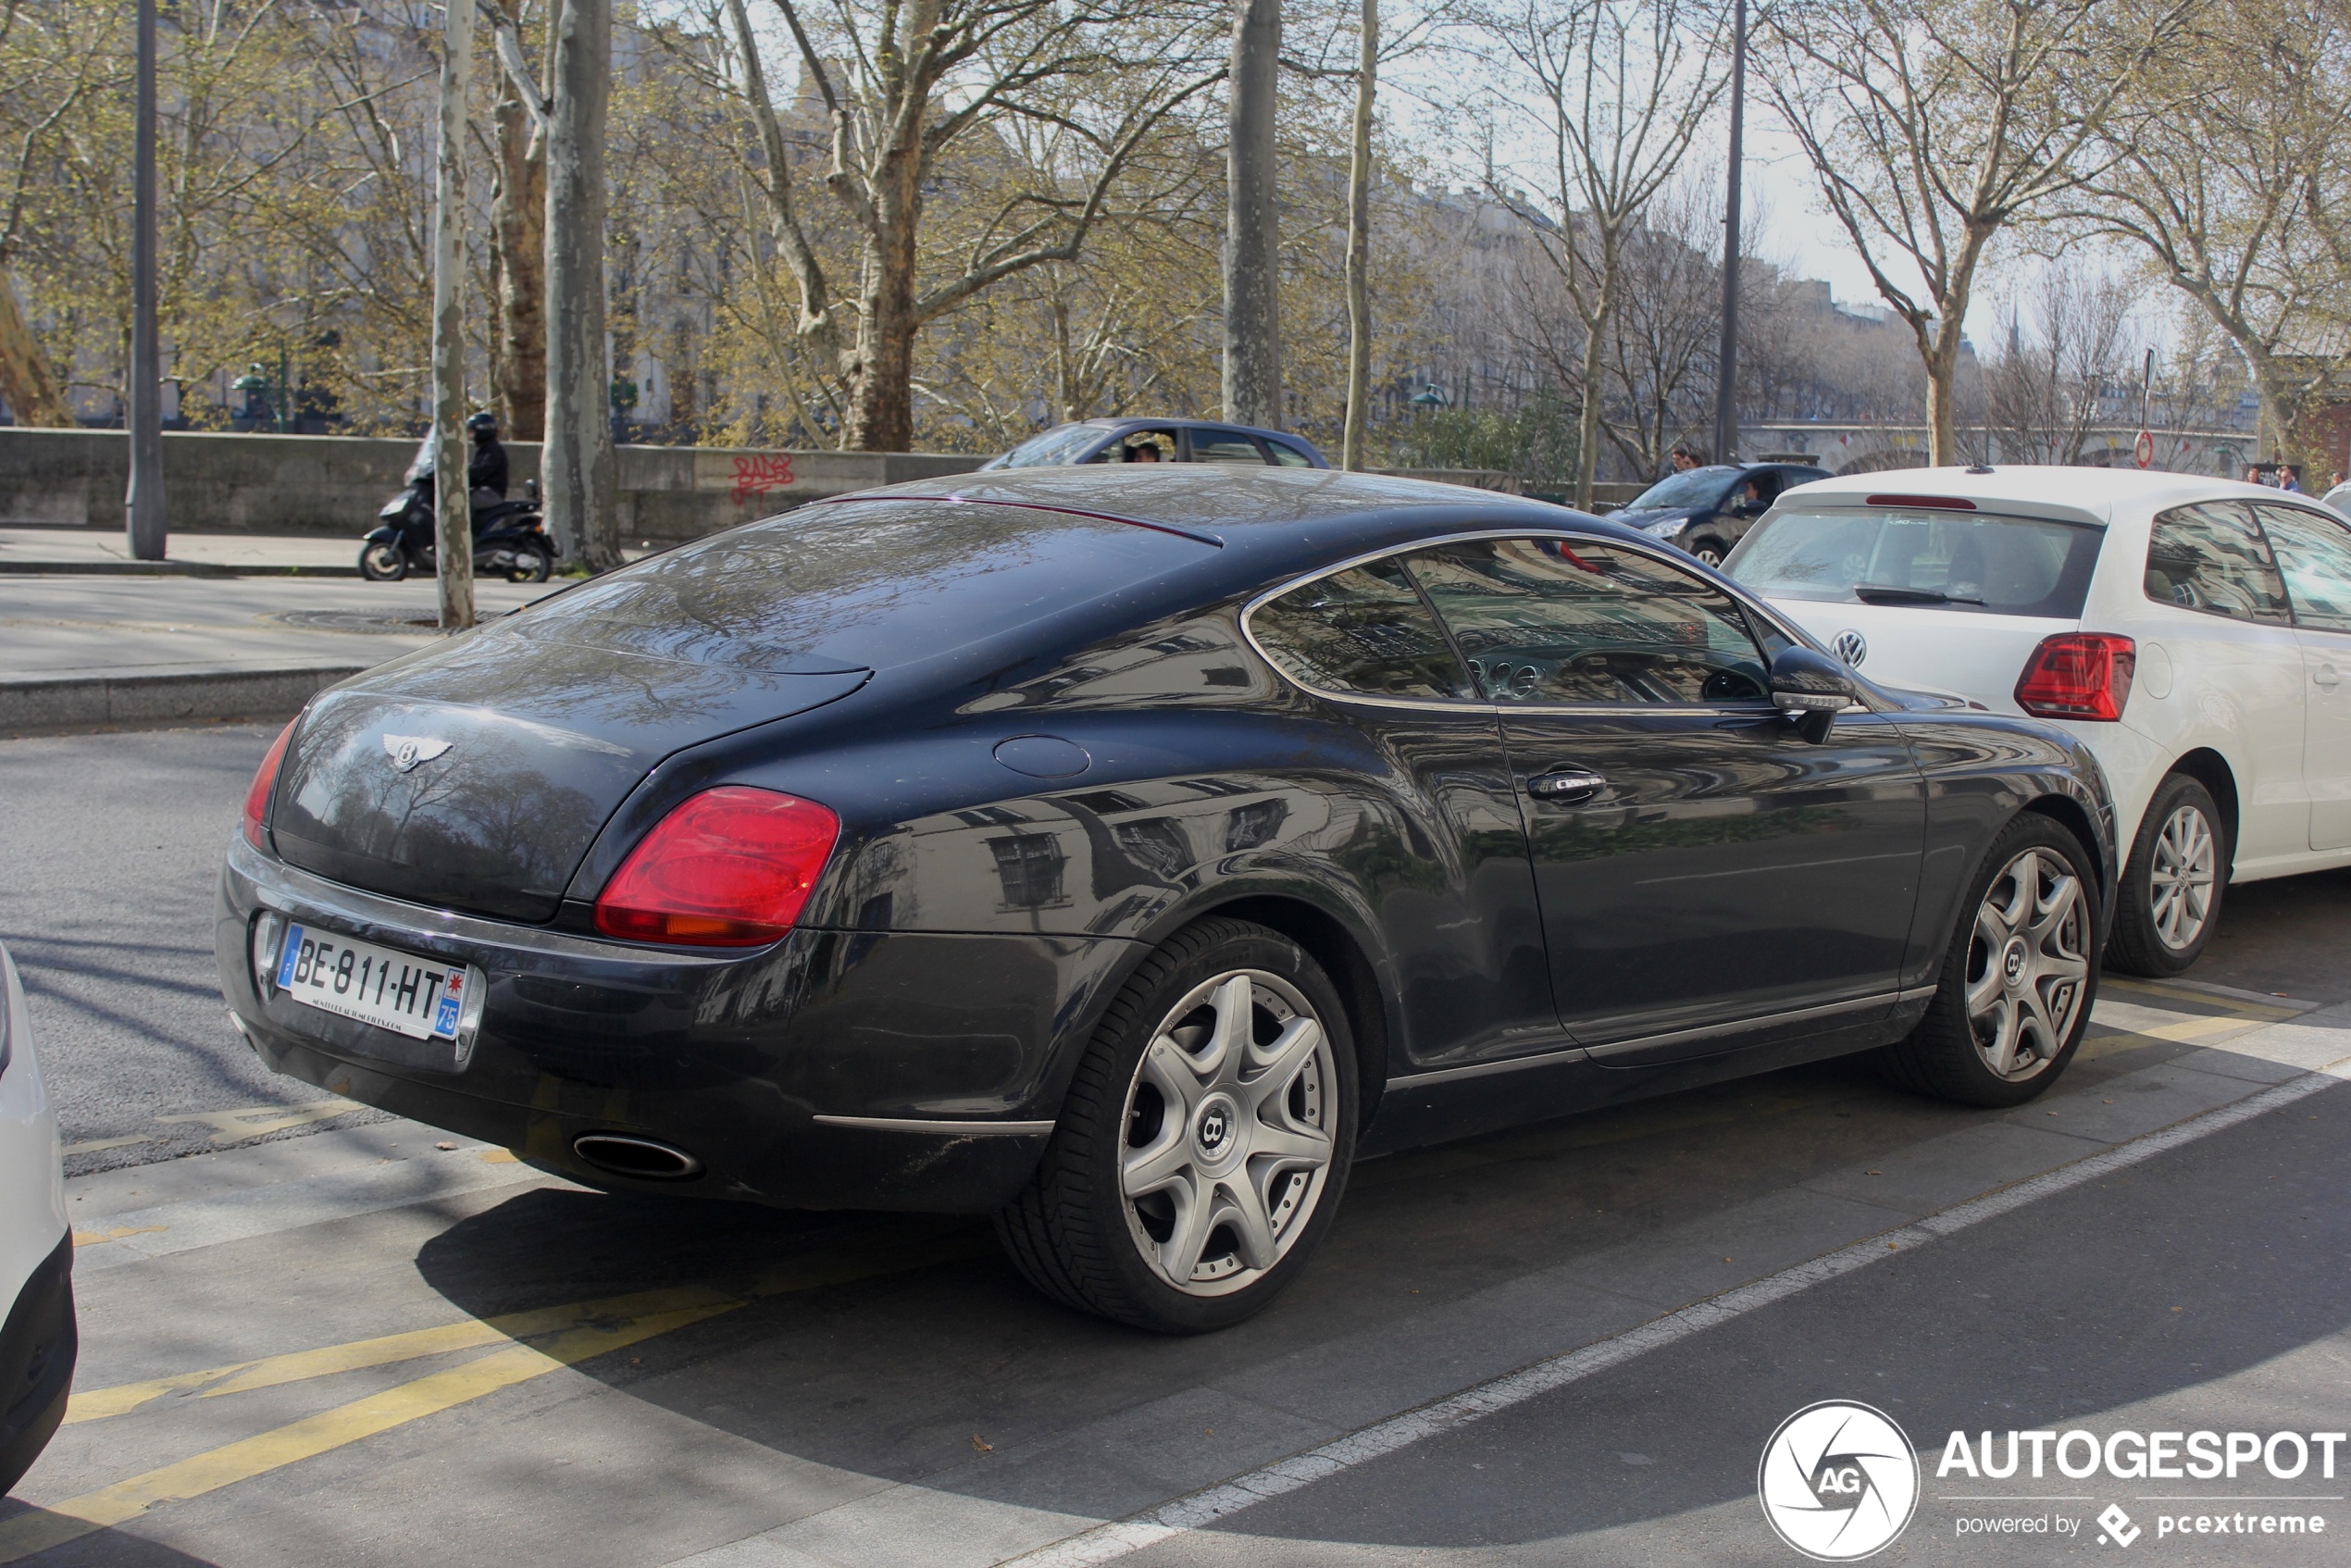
(359, 441, 558, 582)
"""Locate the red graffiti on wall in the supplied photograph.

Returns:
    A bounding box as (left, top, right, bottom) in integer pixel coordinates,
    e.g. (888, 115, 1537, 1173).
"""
(729, 453, 796, 503)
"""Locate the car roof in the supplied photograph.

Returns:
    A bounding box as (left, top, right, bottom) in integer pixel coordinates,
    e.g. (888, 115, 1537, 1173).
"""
(1778, 465, 2270, 526)
(830, 466, 1632, 567)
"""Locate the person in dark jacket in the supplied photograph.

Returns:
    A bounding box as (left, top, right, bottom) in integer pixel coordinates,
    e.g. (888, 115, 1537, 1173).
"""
(466, 412, 509, 500)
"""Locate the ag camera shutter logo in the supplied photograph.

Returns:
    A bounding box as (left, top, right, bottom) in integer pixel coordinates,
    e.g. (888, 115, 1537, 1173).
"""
(1759, 1400, 1920, 1561)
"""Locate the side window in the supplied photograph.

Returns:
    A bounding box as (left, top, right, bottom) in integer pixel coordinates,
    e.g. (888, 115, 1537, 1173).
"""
(1191, 429, 1268, 464)
(2145, 503, 2291, 623)
(1405, 537, 1772, 705)
(1264, 439, 1316, 468)
(1249, 556, 1474, 701)
(2252, 504, 2351, 632)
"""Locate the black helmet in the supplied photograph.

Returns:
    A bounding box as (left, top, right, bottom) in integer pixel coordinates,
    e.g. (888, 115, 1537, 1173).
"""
(466, 411, 497, 436)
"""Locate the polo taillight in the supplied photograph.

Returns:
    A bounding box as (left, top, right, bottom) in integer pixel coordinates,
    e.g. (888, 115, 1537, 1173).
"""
(593, 787, 839, 946)
(2016, 633, 2135, 721)
(242, 720, 297, 849)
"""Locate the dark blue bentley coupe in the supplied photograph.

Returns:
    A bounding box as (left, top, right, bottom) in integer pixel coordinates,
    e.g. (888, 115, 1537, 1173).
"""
(218, 467, 2114, 1332)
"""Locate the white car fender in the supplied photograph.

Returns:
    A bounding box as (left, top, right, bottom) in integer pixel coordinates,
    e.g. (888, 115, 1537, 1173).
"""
(0, 948, 66, 1309)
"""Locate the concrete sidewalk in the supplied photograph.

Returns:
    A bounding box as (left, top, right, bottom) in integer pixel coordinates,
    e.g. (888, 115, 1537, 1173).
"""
(0, 571, 565, 732)
(0, 526, 366, 576)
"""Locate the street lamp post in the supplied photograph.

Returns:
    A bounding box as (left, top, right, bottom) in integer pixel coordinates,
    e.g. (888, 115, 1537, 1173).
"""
(1710, 0, 1747, 468)
(125, 0, 167, 560)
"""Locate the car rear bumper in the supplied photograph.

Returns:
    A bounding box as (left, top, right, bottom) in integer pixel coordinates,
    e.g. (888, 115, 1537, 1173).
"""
(216, 836, 1138, 1212)
(0, 1233, 72, 1496)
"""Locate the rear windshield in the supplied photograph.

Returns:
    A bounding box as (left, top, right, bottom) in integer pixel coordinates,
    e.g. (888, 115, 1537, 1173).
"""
(1728, 505, 2105, 617)
(979, 424, 1109, 470)
(508, 499, 1213, 672)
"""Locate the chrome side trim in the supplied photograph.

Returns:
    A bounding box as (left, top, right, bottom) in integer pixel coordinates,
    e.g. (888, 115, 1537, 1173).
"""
(810, 1115, 1055, 1136)
(1895, 984, 1939, 1006)
(1387, 989, 1903, 1087)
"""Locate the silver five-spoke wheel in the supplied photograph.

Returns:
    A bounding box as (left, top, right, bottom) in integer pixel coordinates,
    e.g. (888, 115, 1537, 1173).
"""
(1965, 847, 2092, 1082)
(2148, 803, 2217, 952)
(1119, 969, 1337, 1297)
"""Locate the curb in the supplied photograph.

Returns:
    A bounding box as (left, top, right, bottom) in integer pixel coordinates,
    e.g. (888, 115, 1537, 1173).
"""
(0, 561, 360, 578)
(0, 663, 367, 734)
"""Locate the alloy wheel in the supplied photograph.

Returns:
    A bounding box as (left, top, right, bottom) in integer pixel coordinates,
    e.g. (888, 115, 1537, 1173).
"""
(1118, 969, 1337, 1297)
(1964, 847, 2091, 1081)
(2149, 803, 2217, 951)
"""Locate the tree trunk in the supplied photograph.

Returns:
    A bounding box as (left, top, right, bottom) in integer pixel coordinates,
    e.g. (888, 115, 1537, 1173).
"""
(1339, 0, 1375, 470)
(542, 0, 617, 570)
(1924, 318, 1967, 467)
(431, 0, 476, 629)
(490, 0, 547, 442)
(0, 268, 69, 427)
(1572, 256, 1613, 509)
(1223, 0, 1282, 428)
(846, 225, 919, 451)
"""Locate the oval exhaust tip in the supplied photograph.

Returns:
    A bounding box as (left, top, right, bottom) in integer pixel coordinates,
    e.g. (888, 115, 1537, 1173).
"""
(571, 1133, 703, 1181)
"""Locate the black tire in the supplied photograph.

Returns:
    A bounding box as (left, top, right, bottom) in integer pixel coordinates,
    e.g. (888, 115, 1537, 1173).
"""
(507, 543, 552, 583)
(1689, 539, 1728, 566)
(2106, 773, 2226, 977)
(358, 541, 407, 581)
(996, 917, 1358, 1333)
(1880, 813, 2102, 1108)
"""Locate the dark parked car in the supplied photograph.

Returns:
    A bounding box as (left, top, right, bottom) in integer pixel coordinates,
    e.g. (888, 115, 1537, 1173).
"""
(980, 417, 1328, 470)
(1613, 462, 1834, 565)
(218, 467, 2113, 1333)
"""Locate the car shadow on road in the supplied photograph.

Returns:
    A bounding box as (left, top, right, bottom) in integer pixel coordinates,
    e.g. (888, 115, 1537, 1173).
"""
(0, 1499, 224, 1567)
(390, 1052, 2351, 1552)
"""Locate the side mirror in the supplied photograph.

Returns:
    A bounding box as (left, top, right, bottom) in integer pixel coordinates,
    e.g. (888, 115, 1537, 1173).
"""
(1770, 646, 1860, 743)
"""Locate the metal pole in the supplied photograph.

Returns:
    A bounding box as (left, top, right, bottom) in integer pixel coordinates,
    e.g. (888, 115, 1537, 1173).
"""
(1710, 0, 1746, 467)
(432, 0, 477, 630)
(125, 0, 167, 560)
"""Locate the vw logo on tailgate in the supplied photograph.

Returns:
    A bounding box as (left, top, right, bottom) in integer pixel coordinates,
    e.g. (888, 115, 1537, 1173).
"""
(1832, 629, 1868, 668)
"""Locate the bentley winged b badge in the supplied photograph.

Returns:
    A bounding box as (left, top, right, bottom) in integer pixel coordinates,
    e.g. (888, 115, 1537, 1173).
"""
(383, 734, 454, 773)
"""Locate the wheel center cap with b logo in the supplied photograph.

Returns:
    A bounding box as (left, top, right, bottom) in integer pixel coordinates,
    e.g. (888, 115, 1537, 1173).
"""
(1194, 1096, 1237, 1158)
(2002, 938, 2030, 989)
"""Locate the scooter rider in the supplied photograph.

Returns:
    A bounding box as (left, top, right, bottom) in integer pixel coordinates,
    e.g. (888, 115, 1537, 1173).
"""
(466, 411, 509, 504)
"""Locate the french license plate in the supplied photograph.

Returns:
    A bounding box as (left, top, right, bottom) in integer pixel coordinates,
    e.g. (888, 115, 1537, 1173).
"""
(273, 924, 466, 1040)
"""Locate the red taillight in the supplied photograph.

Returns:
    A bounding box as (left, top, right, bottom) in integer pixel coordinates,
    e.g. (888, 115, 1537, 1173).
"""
(243, 721, 297, 849)
(593, 787, 840, 947)
(2016, 633, 2135, 721)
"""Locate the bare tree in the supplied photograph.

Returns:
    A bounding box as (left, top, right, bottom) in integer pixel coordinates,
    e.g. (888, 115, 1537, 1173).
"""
(1983, 262, 2135, 464)
(714, 0, 1221, 451)
(1473, 0, 1729, 506)
(2070, 0, 2350, 466)
(433, 0, 476, 626)
(1338, 0, 1374, 466)
(1763, 0, 2190, 464)
(543, 0, 617, 568)
(487, 0, 548, 442)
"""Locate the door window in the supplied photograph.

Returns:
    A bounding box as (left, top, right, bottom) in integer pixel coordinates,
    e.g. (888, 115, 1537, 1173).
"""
(1264, 439, 1316, 467)
(1406, 537, 1772, 705)
(2145, 503, 2291, 623)
(2250, 504, 2351, 632)
(1248, 557, 1474, 700)
(1191, 429, 1269, 464)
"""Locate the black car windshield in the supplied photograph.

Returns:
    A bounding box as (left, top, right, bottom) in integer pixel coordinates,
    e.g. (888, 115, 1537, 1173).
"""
(1625, 467, 1738, 512)
(1729, 505, 2106, 617)
(979, 423, 1111, 470)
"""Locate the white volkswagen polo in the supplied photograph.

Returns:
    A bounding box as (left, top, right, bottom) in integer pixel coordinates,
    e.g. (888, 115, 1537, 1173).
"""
(0, 942, 73, 1495)
(1726, 466, 2351, 976)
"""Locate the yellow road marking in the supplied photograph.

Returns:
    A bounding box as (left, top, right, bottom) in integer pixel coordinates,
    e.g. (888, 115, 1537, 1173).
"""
(3, 1226, 989, 1562)
(59, 1136, 155, 1157)
(66, 1281, 740, 1424)
(2102, 978, 2306, 1021)
(69, 1225, 166, 1249)
(0, 1303, 736, 1562)
(152, 1099, 367, 1146)
(479, 1149, 518, 1164)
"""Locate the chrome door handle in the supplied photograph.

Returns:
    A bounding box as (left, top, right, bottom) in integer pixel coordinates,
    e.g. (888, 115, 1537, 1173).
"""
(1526, 768, 1607, 803)
(2316, 664, 2342, 691)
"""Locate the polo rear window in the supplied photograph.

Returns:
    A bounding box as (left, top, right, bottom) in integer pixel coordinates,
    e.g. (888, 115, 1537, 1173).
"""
(1728, 505, 2105, 617)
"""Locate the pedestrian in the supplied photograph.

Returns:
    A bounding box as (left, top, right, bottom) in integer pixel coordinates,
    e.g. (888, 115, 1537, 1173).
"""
(2245, 464, 2273, 488)
(1669, 444, 1699, 474)
(466, 412, 510, 500)
(2276, 465, 2302, 492)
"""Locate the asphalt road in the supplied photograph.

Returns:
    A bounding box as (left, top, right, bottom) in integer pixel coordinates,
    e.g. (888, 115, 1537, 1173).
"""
(3, 724, 2348, 1568)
